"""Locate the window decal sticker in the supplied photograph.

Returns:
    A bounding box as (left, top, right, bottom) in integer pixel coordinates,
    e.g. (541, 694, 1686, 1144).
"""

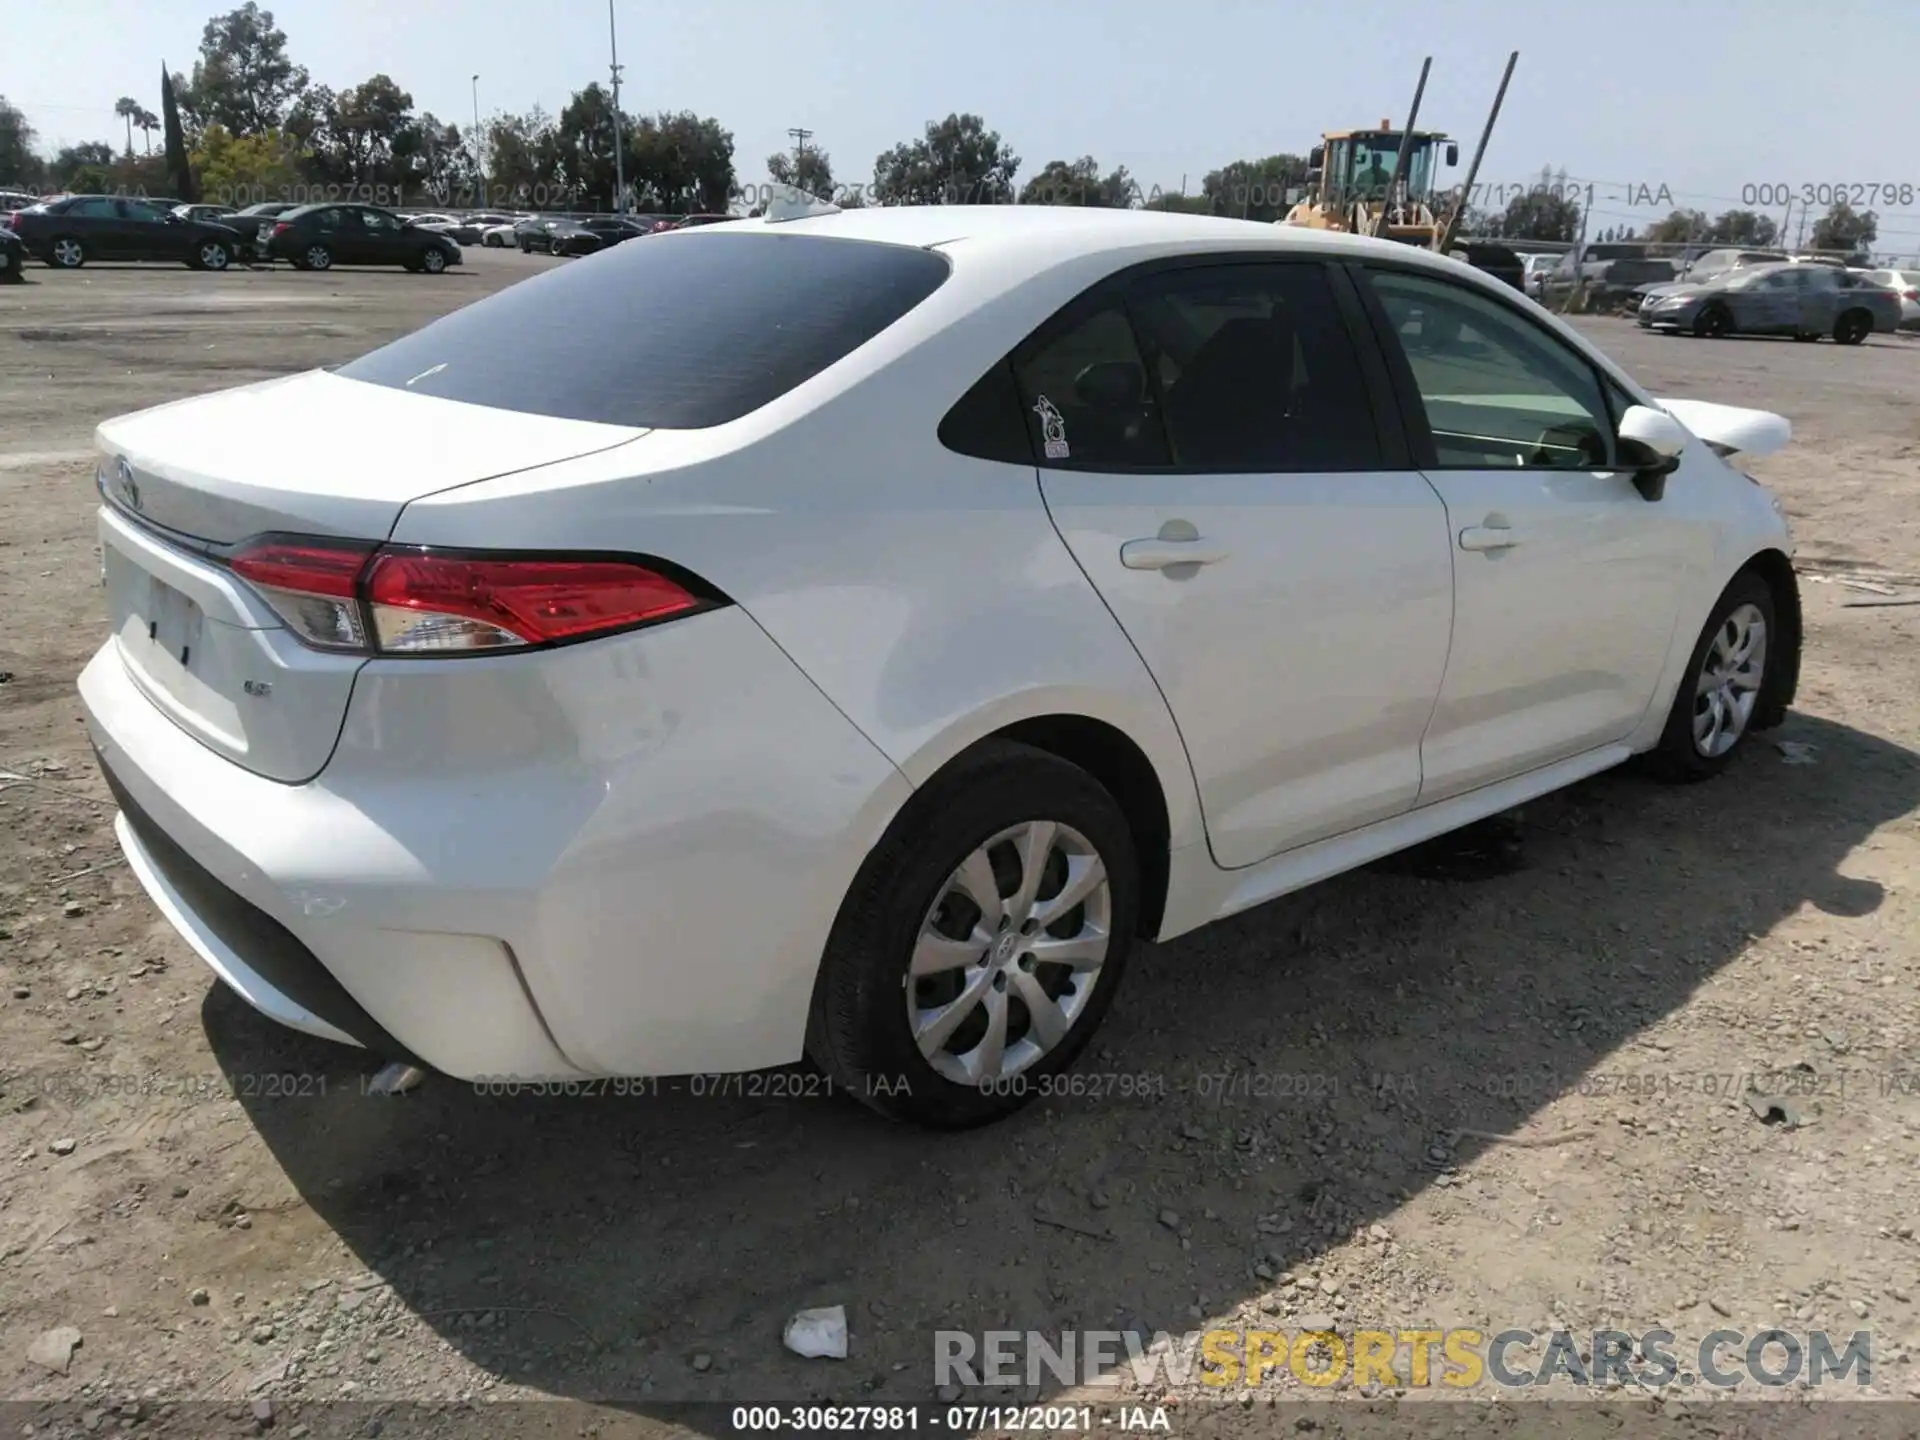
(1033, 395, 1070, 459)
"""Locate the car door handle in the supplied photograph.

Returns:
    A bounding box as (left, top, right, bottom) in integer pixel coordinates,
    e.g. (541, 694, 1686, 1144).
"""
(1459, 524, 1521, 552)
(1120, 537, 1231, 570)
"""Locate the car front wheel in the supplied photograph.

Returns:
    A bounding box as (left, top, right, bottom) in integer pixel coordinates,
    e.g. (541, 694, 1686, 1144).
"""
(806, 740, 1139, 1128)
(1643, 572, 1777, 782)
(420, 247, 447, 273)
(193, 240, 232, 271)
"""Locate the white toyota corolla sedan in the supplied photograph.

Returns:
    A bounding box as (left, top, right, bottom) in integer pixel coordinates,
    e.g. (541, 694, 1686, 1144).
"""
(80, 195, 1801, 1128)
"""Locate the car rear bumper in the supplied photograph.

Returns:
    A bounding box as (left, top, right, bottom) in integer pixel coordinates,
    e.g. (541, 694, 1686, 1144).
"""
(80, 606, 913, 1080)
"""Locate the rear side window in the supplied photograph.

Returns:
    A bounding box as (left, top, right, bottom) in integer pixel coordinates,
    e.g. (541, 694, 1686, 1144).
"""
(1126, 264, 1381, 471)
(337, 232, 952, 429)
(1011, 303, 1172, 468)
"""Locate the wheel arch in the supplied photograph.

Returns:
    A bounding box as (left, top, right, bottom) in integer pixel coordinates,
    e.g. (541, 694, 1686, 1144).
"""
(990, 714, 1174, 940)
(1738, 547, 1801, 728)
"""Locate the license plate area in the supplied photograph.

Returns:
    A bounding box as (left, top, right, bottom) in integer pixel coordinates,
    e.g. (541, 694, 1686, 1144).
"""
(143, 573, 205, 672)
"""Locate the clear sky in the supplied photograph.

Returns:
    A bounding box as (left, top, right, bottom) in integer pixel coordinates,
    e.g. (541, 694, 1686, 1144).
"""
(9, 0, 1920, 254)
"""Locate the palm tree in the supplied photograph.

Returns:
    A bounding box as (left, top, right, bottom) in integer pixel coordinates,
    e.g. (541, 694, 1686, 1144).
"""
(114, 96, 141, 157)
(135, 107, 159, 155)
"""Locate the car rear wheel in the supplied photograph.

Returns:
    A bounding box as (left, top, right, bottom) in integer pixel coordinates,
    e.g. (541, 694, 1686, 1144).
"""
(193, 240, 232, 271)
(420, 247, 447, 274)
(806, 740, 1138, 1128)
(1834, 310, 1871, 345)
(1692, 303, 1731, 338)
(48, 236, 86, 268)
(1642, 572, 1776, 782)
(301, 243, 333, 271)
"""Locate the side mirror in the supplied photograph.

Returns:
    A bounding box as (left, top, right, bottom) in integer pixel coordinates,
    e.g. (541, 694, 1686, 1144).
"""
(1308, 145, 1325, 169)
(1618, 404, 1689, 500)
(1075, 361, 1145, 410)
(1446, 142, 1460, 167)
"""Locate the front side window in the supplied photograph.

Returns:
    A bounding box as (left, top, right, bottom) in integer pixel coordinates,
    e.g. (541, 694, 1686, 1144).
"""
(1364, 268, 1613, 470)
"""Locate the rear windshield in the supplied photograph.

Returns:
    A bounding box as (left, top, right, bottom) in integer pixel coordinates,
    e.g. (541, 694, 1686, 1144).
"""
(336, 231, 952, 429)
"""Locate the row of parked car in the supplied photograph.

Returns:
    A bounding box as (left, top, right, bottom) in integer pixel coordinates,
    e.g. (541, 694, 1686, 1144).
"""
(0, 190, 740, 277)
(1510, 243, 1920, 341)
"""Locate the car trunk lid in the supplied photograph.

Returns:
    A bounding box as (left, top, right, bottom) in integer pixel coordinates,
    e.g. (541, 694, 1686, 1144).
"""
(94, 371, 645, 781)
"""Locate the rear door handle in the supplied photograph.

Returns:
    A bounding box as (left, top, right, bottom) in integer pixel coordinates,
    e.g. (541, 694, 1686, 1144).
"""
(1120, 537, 1231, 570)
(1459, 524, 1521, 552)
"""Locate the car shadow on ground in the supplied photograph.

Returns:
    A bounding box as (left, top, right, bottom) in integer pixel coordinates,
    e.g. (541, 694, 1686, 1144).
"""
(209, 710, 1917, 1420)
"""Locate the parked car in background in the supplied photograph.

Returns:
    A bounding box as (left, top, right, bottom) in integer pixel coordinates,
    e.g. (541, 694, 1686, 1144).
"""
(261, 203, 463, 272)
(482, 217, 527, 247)
(513, 216, 555, 252)
(1638, 260, 1900, 342)
(234, 201, 301, 252)
(7, 195, 245, 270)
(538, 218, 606, 255)
(647, 213, 738, 233)
(79, 206, 1801, 1127)
(173, 203, 238, 225)
(1, 189, 47, 211)
(0, 219, 24, 282)
(1519, 252, 1559, 297)
(1863, 268, 1920, 329)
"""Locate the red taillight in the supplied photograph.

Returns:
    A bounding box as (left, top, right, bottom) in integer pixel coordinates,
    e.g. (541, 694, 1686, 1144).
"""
(1905, 289, 1918, 301)
(225, 537, 708, 656)
(271, 221, 292, 236)
(365, 552, 700, 652)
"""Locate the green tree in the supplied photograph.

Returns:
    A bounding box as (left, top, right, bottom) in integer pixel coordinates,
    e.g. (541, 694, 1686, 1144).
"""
(1706, 209, 1777, 246)
(480, 107, 565, 208)
(316, 75, 415, 183)
(186, 3, 309, 137)
(1019, 156, 1137, 207)
(51, 142, 115, 191)
(871, 113, 1018, 205)
(1641, 208, 1710, 244)
(161, 65, 198, 201)
(0, 96, 46, 189)
(628, 111, 736, 214)
(551, 83, 624, 207)
(767, 143, 834, 201)
(114, 97, 144, 157)
(191, 123, 304, 203)
(1809, 201, 1875, 256)
(1495, 187, 1580, 243)
(1200, 153, 1306, 221)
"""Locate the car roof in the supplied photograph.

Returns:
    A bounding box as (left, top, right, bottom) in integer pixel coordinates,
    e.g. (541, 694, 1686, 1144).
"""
(746, 202, 1468, 274)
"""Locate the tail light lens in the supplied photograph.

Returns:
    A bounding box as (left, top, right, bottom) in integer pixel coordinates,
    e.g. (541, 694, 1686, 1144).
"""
(271, 222, 292, 236)
(226, 537, 714, 656)
(1905, 289, 1918, 301)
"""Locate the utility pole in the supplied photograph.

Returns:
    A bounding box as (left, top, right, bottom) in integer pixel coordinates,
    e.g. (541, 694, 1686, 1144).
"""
(608, 0, 627, 213)
(470, 75, 483, 210)
(787, 127, 814, 193)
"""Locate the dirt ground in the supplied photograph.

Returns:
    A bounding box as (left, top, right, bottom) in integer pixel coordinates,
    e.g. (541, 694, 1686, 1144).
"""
(2, 252, 1919, 1437)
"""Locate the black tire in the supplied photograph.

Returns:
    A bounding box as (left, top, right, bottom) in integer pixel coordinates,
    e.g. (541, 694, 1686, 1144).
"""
(191, 239, 233, 271)
(1692, 303, 1731, 339)
(302, 243, 333, 271)
(420, 247, 447, 274)
(518, 237, 532, 253)
(46, 235, 86, 269)
(1834, 309, 1871, 345)
(1641, 571, 1778, 783)
(0, 253, 23, 284)
(805, 740, 1140, 1129)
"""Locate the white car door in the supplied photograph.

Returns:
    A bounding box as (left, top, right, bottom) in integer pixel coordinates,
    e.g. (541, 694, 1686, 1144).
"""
(1355, 265, 1693, 803)
(1024, 259, 1456, 869)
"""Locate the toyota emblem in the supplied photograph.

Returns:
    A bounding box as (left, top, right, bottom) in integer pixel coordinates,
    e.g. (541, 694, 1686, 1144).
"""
(115, 457, 141, 512)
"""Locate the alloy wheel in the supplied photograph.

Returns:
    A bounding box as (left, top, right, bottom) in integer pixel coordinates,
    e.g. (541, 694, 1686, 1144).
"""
(199, 242, 229, 270)
(51, 238, 83, 267)
(907, 820, 1111, 1085)
(305, 245, 332, 270)
(422, 249, 446, 273)
(1692, 602, 1767, 758)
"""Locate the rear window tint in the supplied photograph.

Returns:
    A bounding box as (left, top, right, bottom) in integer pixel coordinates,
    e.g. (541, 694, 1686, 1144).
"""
(336, 231, 951, 429)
